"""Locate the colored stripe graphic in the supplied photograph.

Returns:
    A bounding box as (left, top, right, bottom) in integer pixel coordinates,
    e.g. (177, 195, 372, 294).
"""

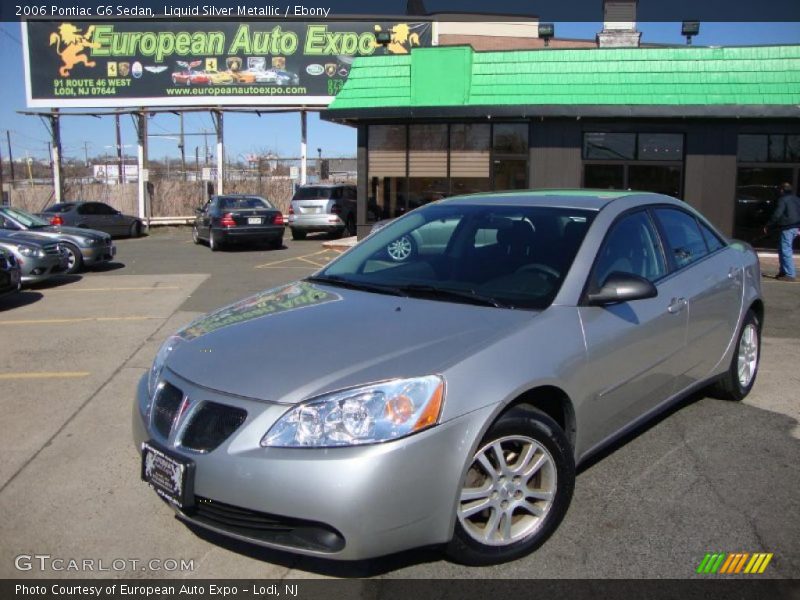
(700, 553, 774, 575)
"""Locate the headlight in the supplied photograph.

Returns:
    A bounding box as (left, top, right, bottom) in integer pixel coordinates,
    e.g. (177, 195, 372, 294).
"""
(261, 375, 445, 448)
(79, 237, 98, 246)
(18, 245, 44, 258)
(147, 335, 184, 399)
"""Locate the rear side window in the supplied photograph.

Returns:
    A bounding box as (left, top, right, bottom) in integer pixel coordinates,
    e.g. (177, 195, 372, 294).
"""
(698, 220, 726, 253)
(654, 208, 709, 269)
(45, 204, 74, 213)
(594, 211, 666, 284)
(77, 204, 97, 215)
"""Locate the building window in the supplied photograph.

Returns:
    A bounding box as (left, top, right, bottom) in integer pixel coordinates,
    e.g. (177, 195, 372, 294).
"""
(734, 133, 800, 245)
(368, 125, 408, 222)
(409, 124, 448, 210)
(450, 124, 491, 195)
(492, 123, 529, 190)
(582, 132, 684, 198)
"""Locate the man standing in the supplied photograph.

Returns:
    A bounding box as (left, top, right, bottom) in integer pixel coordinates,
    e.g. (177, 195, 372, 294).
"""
(764, 183, 800, 282)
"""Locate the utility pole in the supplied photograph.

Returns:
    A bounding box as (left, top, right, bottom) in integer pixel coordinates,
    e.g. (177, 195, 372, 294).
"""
(203, 129, 209, 165)
(115, 113, 123, 184)
(83, 141, 89, 166)
(179, 112, 187, 181)
(6, 130, 15, 188)
(0, 136, 5, 204)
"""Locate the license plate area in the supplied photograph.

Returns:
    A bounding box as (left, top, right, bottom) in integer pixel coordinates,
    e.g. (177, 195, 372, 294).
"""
(141, 442, 194, 508)
(247, 217, 263, 225)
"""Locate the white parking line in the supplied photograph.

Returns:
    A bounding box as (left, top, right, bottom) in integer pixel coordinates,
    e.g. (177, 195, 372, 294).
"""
(45, 286, 182, 293)
(0, 372, 90, 380)
(0, 316, 161, 326)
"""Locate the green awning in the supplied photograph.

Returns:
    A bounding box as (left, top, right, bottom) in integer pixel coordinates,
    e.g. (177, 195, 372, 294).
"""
(325, 45, 800, 120)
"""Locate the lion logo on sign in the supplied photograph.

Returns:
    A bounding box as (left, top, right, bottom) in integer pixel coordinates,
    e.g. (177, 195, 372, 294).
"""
(49, 23, 100, 77)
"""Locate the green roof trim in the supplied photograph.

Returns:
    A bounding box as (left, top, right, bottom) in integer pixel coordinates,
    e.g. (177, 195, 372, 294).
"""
(328, 45, 800, 113)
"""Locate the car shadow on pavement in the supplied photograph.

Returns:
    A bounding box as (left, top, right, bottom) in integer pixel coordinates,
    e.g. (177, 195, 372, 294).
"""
(0, 290, 43, 310)
(183, 522, 444, 577)
(89, 262, 126, 273)
(27, 274, 83, 289)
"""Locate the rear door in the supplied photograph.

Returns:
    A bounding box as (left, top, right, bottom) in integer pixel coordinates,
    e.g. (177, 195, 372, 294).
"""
(652, 207, 743, 386)
(578, 209, 688, 448)
(76, 203, 109, 233)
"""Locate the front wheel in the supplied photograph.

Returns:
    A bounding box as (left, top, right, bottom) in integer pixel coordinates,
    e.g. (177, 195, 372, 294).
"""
(192, 226, 200, 244)
(709, 310, 761, 401)
(446, 407, 575, 566)
(62, 243, 83, 274)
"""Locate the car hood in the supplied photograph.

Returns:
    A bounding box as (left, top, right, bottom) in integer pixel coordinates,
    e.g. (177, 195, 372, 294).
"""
(166, 281, 534, 404)
(0, 230, 53, 247)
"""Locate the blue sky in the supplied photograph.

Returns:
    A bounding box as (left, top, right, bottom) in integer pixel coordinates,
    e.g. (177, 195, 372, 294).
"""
(1, 21, 798, 163)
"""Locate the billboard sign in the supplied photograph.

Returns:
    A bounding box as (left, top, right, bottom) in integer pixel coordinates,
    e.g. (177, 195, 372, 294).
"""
(23, 20, 432, 108)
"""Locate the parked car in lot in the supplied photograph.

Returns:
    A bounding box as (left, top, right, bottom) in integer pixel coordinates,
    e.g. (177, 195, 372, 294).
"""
(192, 195, 284, 251)
(288, 184, 356, 240)
(0, 231, 68, 285)
(0, 248, 21, 299)
(40, 201, 144, 238)
(135, 191, 762, 565)
(0, 206, 115, 274)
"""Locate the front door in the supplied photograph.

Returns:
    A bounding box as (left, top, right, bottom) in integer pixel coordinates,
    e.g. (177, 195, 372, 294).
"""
(578, 210, 688, 451)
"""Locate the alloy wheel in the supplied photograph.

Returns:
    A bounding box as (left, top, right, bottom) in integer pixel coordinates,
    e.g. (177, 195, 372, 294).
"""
(737, 323, 759, 388)
(387, 236, 413, 261)
(457, 435, 557, 546)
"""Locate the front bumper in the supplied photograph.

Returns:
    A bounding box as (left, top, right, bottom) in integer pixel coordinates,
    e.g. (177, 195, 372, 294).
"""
(81, 243, 116, 265)
(20, 255, 67, 283)
(132, 371, 492, 560)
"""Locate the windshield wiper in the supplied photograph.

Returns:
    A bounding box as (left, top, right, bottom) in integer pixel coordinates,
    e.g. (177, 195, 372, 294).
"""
(395, 284, 512, 309)
(306, 275, 406, 297)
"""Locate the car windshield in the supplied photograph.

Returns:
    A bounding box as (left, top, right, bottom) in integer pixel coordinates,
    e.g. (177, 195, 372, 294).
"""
(315, 203, 596, 310)
(217, 197, 272, 210)
(1, 207, 51, 228)
(293, 187, 337, 200)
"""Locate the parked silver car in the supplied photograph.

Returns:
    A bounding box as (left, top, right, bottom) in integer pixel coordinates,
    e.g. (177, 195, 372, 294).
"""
(0, 231, 69, 284)
(288, 184, 356, 240)
(0, 206, 115, 274)
(134, 191, 762, 565)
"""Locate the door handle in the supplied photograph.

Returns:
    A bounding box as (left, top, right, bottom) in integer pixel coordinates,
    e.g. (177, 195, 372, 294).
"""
(667, 297, 688, 314)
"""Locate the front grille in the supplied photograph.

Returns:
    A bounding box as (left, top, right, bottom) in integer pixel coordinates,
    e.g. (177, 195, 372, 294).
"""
(181, 402, 247, 452)
(152, 382, 184, 438)
(186, 496, 345, 553)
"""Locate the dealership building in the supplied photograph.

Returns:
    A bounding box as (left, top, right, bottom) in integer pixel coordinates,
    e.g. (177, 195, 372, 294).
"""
(323, 37, 800, 243)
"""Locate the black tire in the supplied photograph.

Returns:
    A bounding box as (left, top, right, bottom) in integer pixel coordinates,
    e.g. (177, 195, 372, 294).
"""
(708, 309, 761, 401)
(209, 230, 223, 252)
(268, 236, 283, 250)
(446, 406, 575, 566)
(130, 221, 142, 238)
(291, 229, 307, 241)
(192, 225, 200, 245)
(345, 216, 356, 237)
(62, 243, 83, 274)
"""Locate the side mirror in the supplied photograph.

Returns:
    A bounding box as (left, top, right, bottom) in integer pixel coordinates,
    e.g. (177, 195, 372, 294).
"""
(587, 272, 657, 306)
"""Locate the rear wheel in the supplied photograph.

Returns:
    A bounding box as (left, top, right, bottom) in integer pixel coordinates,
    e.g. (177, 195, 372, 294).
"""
(446, 406, 574, 566)
(345, 216, 356, 237)
(709, 310, 761, 401)
(192, 226, 200, 244)
(291, 229, 307, 241)
(62, 243, 83, 274)
(209, 230, 223, 252)
(130, 221, 142, 238)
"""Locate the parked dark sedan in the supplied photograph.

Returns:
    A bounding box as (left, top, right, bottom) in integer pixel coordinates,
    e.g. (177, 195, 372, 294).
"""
(192, 195, 284, 251)
(41, 201, 144, 238)
(0, 248, 21, 299)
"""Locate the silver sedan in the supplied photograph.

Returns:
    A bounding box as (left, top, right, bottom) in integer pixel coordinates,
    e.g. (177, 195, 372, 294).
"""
(133, 191, 762, 565)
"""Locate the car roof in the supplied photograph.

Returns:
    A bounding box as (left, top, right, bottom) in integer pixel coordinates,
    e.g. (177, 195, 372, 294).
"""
(440, 189, 670, 211)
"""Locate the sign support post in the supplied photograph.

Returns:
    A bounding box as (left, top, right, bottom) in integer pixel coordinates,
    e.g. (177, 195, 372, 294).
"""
(135, 109, 148, 220)
(300, 110, 307, 185)
(115, 113, 123, 184)
(213, 110, 224, 195)
(49, 109, 63, 204)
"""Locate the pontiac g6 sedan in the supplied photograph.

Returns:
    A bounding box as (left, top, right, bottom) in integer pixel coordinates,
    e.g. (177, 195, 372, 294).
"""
(134, 191, 763, 565)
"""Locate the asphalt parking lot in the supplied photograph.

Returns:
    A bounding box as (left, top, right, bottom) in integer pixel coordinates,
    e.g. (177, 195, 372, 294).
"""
(0, 228, 798, 579)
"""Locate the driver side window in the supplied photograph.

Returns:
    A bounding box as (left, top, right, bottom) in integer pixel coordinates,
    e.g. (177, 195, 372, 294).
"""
(594, 211, 666, 286)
